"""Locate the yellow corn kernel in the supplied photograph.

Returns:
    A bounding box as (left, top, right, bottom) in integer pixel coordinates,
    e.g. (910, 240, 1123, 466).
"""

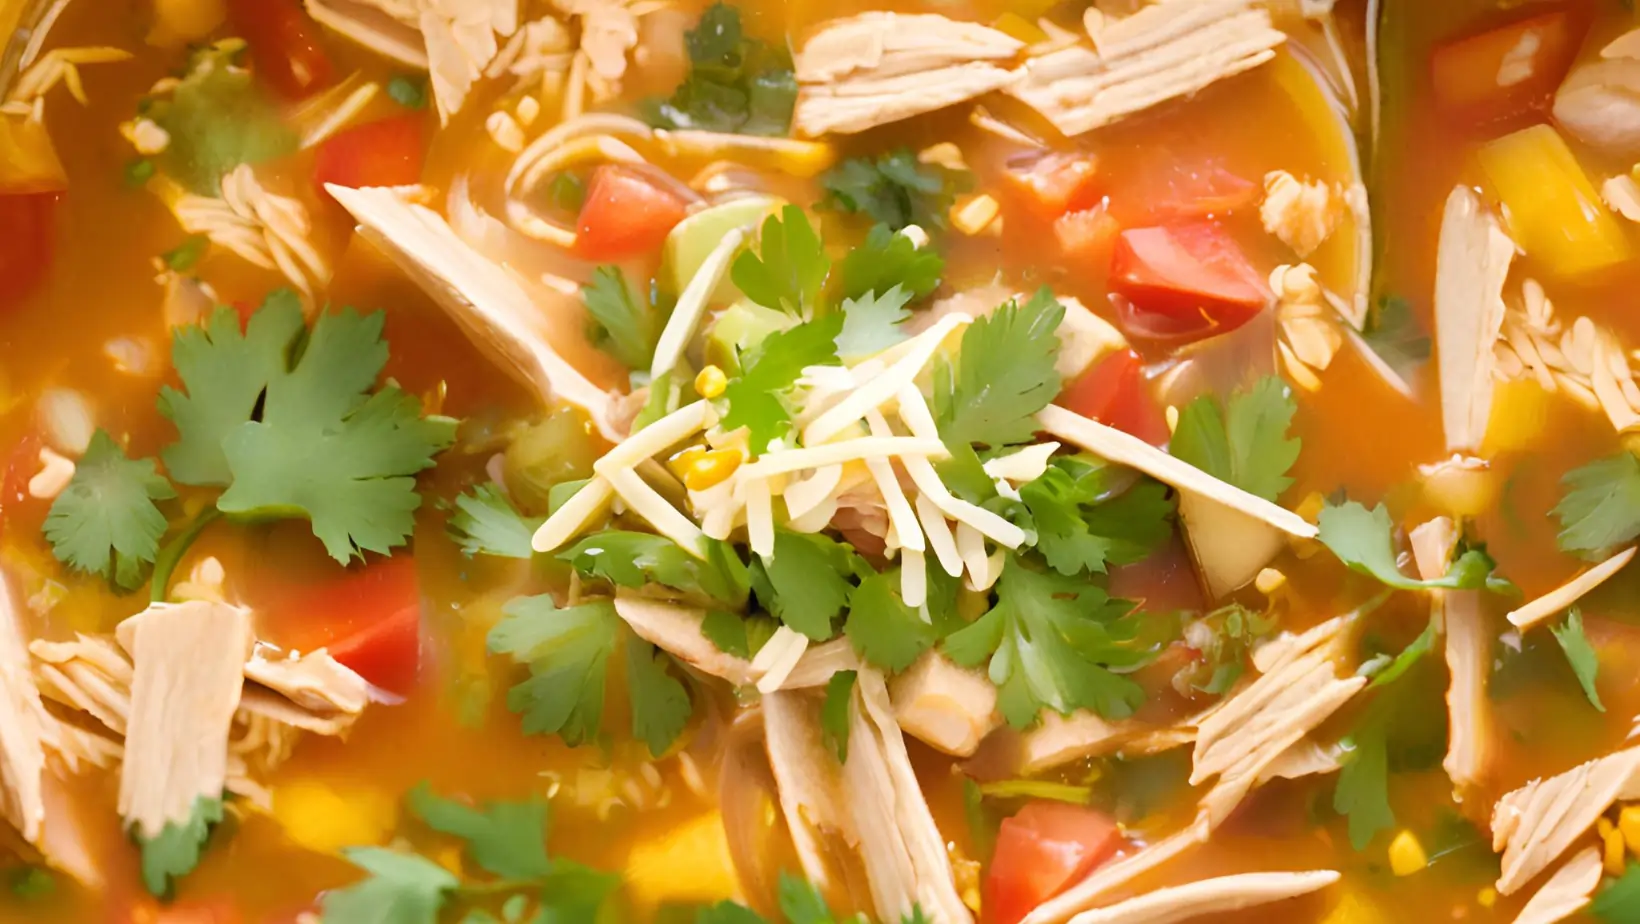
(680, 448, 742, 491)
(272, 780, 397, 856)
(1388, 830, 1427, 877)
(991, 12, 1048, 43)
(1320, 889, 1388, 924)
(1255, 568, 1287, 595)
(1482, 376, 1551, 456)
(951, 194, 1001, 236)
(625, 811, 742, 910)
(918, 142, 968, 172)
(1621, 805, 1640, 857)
(1477, 887, 1497, 909)
(667, 445, 707, 479)
(1476, 124, 1630, 277)
(1607, 822, 1628, 875)
(694, 364, 728, 400)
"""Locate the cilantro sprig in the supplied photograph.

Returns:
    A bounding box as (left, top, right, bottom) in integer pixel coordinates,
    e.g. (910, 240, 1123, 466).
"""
(935, 290, 1065, 451)
(1018, 455, 1173, 577)
(43, 430, 176, 591)
(837, 224, 944, 302)
(644, 2, 797, 136)
(820, 149, 963, 232)
(1551, 606, 1605, 712)
(719, 313, 842, 452)
(1170, 376, 1300, 502)
(582, 266, 665, 371)
(1333, 619, 1437, 850)
(448, 485, 543, 560)
(1318, 500, 1516, 595)
(1554, 451, 1640, 557)
(732, 205, 831, 318)
(136, 795, 223, 898)
(561, 530, 750, 608)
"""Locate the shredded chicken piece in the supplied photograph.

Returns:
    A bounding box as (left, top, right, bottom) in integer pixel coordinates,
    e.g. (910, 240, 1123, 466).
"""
(1007, 0, 1284, 136)
(1494, 279, 1640, 433)
(1554, 59, 1640, 158)
(763, 687, 861, 900)
(887, 652, 998, 757)
(1505, 547, 1638, 631)
(1513, 846, 1602, 924)
(1492, 746, 1640, 895)
(792, 13, 1023, 136)
(487, 16, 576, 89)
(1410, 517, 1494, 793)
(1603, 174, 1640, 223)
(4, 46, 131, 106)
(1023, 820, 1211, 924)
(0, 574, 48, 846)
(1435, 184, 1514, 454)
(1261, 171, 1337, 257)
(1064, 870, 1340, 924)
(1272, 263, 1341, 392)
(288, 73, 381, 149)
(174, 164, 331, 299)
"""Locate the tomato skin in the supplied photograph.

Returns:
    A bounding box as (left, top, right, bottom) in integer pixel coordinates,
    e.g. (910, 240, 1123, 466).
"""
(265, 555, 422, 694)
(1110, 161, 1257, 225)
(227, 0, 335, 100)
(1058, 349, 1170, 447)
(0, 193, 57, 311)
(985, 802, 1123, 924)
(1431, 11, 1581, 126)
(312, 116, 426, 195)
(1108, 223, 1271, 345)
(574, 165, 689, 261)
(1003, 152, 1102, 222)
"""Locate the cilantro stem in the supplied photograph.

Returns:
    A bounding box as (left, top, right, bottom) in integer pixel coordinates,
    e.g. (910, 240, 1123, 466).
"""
(149, 507, 223, 603)
(976, 780, 1093, 804)
(454, 878, 542, 896)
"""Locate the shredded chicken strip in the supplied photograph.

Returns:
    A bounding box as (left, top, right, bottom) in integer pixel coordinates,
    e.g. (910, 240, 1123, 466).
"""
(173, 164, 331, 299)
(1435, 184, 1514, 454)
(1505, 547, 1637, 630)
(1491, 746, 1640, 894)
(1410, 517, 1494, 793)
(0, 573, 48, 845)
(1512, 846, 1602, 924)
(1065, 870, 1341, 924)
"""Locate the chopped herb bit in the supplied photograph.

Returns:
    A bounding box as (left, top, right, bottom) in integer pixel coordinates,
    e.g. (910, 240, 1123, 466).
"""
(1334, 623, 1436, 850)
(44, 430, 176, 591)
(943, 555, 1151, 728)
(837, 223, 945, 303)
(1551, 606, 1605, 712)
(407, 783, 552, 880)
(820, 670, 858, 762)
(151, 41, 297, 194)
(124, 157, 155, 188)
(560, 530, 750, 607)
(1019, 456, 1173, 577)
(547, 171, 587, 213)
(720, 313, 843, 453)
(386, 74, 428, 109)
(731, 205, 830, 318)
(625, 638, 693, 756)
(1170, 376, 1301, 502)
(136, 794, 223, 898)
(976, 780, 1093, 804)
(820, 148, 962, 232)
(1318, 500, 1516, 595)
(963, 777, 996, 861)
(835, 284, 913, 359)
(1359, 617, 1436, 688)
(1554, 451, 1640, 557)
(448, 484, 542, 560)
(321, 846, 459, 923)
(1593, 862, 1640, 922)
(753, 529, 861, 640)
(1173, 604, 1275, 696)
(645, 2, 797, 136)
(583, 265, 664, 370)
(1362, 295, 1431, 383)
(161, 234, 209, 272)
(701, 608, 755, 658)
(843, 567, 937, 672)
(935, 289, 1065, 450)
(8, 866, 54, 901)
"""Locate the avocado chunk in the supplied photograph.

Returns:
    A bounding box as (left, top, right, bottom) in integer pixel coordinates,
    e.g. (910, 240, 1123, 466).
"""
(704, 300, 793, 374)
(662, 195, 785, 296)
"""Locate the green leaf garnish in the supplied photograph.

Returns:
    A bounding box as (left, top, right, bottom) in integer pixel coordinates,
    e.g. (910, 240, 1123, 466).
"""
(1551, 606, 1605, 712)
(720, 314, 843, 453)
(645, 3, 797, 136)
(583, 265, 664, 370)
(935, 289, 1065, 450)
(136, 794, 222, 898)
(43, 430, 176, 591)
(1318, 500, 1515, 594)
(753, 529, 861, 640)
(162, 234, 209, 272)
(1170, 376, 1301, 502)
(152, 41, 297, 194)
(559, 530, 750, 607)
(1554, 452, 1640, 557)
(820, 148, 961, 232)
(843, 567, 936, 672)
(1019, 457, 1173, 577)
(488, 596, 619, 747)
(386, 74, 428, 109)
(448, 484, 542, 560)
(834, 284, 912, 359)
(731, 205, 830, 318)
(407, 784, 552, 880)
(820, 670, 857, 762)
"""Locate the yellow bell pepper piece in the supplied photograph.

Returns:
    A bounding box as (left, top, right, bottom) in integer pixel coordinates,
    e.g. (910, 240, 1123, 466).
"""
(1320, 889, 1389, 924)
(1388, 829, 1427, 877)
(0, 114, 66, 195)
(1482, 377, 1551, 456)
(990, 13, 1047, 43)
(1621, 804, 1640, 857)
(1604, 817, 1628, 875)
(1476, 124, 1630, 277)
(625, 811, 742, 910)
(272, 780, 398, 856)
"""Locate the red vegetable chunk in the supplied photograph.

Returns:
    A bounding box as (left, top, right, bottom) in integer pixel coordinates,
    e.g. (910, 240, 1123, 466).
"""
(574, 165, 689, 261)
(985, 802, 1123, 924)
(1109, 223, 1271, 345)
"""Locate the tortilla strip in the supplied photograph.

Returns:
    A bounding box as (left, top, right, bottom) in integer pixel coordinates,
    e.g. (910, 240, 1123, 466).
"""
(613, 596, 758, 686)
(1506, 547, 1637, 629)
(1065, 870, 1340, 924)
(1492, 746, 1640, 894)
(1410, 517, 1495, 792)
(327, 184, 619, 441)
(1513, 846, 1601, 924)
(1036, 405, 1316, 538)
(1434, 184, 1515, 454)
(0, 571, 47, 846)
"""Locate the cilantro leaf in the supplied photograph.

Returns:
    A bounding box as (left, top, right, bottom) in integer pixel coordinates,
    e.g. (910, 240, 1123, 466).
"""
(1318, 501, 1515, 594)
(1554, 452, 1640, 557)
(386, 74, 427, 109)
(407, 783, 552, 880)
(162, 234, 208, 272)
(698, 903, 770, 924)
(1171, 376, 1300, 502)
(560, 531, 750, 607)
(820, 149, 958, 232)
(1019, 459, 1173, 576)
(720, 314, 843, 453)
(583, 266, 663, 370)
(1361, 295, 1431, 384)
(754, 529, 861, 640)
(9, 867, 53, 901)
(1360, 617, 1436, 689)
(1592, 863, 1640, 922)
(820, 670, 858, 762)
(321, 846, 458, 924)
(646, 3, 796, 136)
(626, 639, 692, 756)
(488, 596, 619, 746)
(943, 557, 1149, 728)
(1171, 604, 1274, 696)
(159, 295, 307, 487)
(843, 567, 935, 672)
(731, 205, 830, 317)
(136, 795, 222, 898)
(835, 285, 913, 359)
(935, 290, 1065, 449)
(152, 41, 297, 194)
(701, 610, 778, 659)
(1333, 724, 1393, 851)
(778, 872, 838, 924)
(448, 485, 542, 560)
(837, 224, 945, 302)
(1551, 606, 1605, 712)
(44, 430, 176, 591)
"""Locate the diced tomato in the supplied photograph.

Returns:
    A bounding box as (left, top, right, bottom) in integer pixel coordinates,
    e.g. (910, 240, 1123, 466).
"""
(1053, 206, 1121, 272)
(312, 116, 426, 196)
(1109, 161, 1257, 225)
(0, 193, 56, 311)
(119, 896, 242, 924)
(264, 555, 423, 694)
(985, 803, 1123, 924)
(1058, 349, 1170, 447)
(1430, 11, 1581, 126)
(1108, 533, 1205, 614)
(574, 165, 689, 261)
(1002, 151, 1102, 222)
(227, 0, 335, 100)
(0, 431, 43, 544)
(1108, 223, 1271, 346)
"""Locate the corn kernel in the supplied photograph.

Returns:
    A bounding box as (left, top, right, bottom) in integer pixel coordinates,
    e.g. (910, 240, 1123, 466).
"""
(1164, 405, 1179, 432)
(626, 811, 741, 909)
(667, 445, 708, 481)
(1254, 568, 1287, 595)
(1388, 830, 1427, 876)
(1608, 824, 1628, 875)
(1476, 887, 1497, 909)
(951, 194, 1001, 236)
(695, 364, 728, 399)
(681, 448, 742, 491)
(272, 780, 397, 856)
(1621, 806, 1640, 857)
(1482, 377, 1551, 457)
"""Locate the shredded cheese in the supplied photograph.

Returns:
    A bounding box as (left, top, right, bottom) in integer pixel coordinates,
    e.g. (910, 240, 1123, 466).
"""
(649, 228, 748, 379)
(786, 492, 839, 533)
(745, 475, 775, 558)
(904, 455, 1027, 548)
(531, 476, 615, 552)
(593, 401, 709, 476)
(1506, 546, 1638, 629)
(803, 314, 969, 446)
(955, 522, 991, 587)
(784, 464, 843, 519)
(607, 468, 708, 557)
(863, 411, 925, 553)
(915, 494, 965, 578)
(738, 437, 948, 479)
(984, 442, 1060, 482)
(901, 549, 928, 609)
(894, 384, 942, 441)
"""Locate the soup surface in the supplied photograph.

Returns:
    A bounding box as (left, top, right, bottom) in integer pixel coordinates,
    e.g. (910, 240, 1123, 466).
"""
(5, 0, 1640, 922)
